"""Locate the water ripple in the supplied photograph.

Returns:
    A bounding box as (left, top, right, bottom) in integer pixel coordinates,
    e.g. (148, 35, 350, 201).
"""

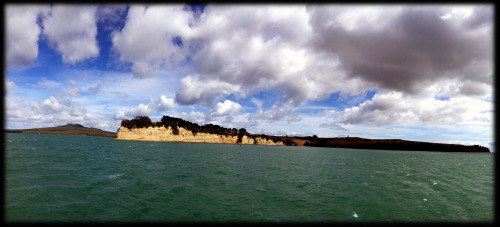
(5, 133, 494, 222)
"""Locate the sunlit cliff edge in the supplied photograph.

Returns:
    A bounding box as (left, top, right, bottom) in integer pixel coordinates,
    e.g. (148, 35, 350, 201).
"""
(115, 126, 284, 146)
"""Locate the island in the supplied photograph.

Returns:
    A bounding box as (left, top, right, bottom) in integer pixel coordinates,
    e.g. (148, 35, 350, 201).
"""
(5, 124, 116, 138)
(115, 116, 490, 153)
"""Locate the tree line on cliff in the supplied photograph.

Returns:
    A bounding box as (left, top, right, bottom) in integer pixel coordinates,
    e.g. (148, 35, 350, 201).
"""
(120, 116, 296, 145)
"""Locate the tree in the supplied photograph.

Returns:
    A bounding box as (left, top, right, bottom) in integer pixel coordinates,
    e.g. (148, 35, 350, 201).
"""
(160, 115, 179, 135)
(134, 116, 152, 128)
(121, 119, 134, 129)
(170, 124, 179, 135)
(238, 128, 247, 135)
(237, 128, 247, 144)
(284, 138, 295, 146)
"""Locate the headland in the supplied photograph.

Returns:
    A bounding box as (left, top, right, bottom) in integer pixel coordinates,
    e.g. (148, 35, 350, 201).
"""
(114, 116, 490, 153)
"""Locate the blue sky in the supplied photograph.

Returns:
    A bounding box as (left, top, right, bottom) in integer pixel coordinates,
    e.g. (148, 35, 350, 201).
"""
(5, 4, 494, 151)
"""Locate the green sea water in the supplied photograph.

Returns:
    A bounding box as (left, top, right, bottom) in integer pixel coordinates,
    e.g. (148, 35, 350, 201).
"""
(5, 133, 494, 223)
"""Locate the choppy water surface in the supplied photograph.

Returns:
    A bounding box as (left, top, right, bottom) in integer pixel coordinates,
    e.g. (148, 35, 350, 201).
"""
(5, 133, 493, 223)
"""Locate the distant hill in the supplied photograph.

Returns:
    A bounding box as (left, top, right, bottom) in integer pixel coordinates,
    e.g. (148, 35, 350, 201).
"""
(5, 124, 116, 138)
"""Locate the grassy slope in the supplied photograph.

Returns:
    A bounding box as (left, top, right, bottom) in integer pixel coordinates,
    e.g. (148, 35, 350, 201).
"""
(5, 124, 116, 138)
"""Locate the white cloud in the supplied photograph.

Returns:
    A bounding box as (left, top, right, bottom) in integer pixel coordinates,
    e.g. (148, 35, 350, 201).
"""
(5, 95, 25, 121)
(5, 79, 16, 93)
(36, 96, 86, 116)
(111, 5, 194, 77)
(157, 95, 177, 112)
(114, 104, 152, 120)
(175, 111, 206, 126)
(114, 96, 156, 120)
(251, 97, 263, 110)
(435, 79, 492, 99)
(96, 5, 128, 31)
(250, 102, 301, 124)
(175, 75, 240, 107)
(43, 5, 99, 64)
(438, 5, 475, 21)
(87, 84, 102, 93)
(319, 122, 349, 131)
(64, 87, 81, 97)
(334, 91, 493, 127)
(5, 5, 50, 69)
(32, 81, 54, 89)
(186, 5, 335, 106)
(114, 95, 178, 120)
(207, 100, 242, 120)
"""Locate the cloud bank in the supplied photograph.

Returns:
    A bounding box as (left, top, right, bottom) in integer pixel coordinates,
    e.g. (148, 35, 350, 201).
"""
(107, 4, 492, 109)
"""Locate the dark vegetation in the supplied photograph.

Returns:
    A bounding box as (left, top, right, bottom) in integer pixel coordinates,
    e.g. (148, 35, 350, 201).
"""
(119, 116, 490, 152)
(5, 124, 116, 138)
(120, 116, 153, 130)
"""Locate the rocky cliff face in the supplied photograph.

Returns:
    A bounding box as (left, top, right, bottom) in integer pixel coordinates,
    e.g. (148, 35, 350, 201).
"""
(115, 126, 284, 146)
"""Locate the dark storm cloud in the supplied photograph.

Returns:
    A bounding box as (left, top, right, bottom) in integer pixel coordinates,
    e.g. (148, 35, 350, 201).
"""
(307, 5, 492, 95)
(463, 5, 493, 30)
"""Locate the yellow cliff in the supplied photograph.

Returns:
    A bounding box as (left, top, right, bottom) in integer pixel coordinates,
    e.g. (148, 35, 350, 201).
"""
(115, 126, 285, 146)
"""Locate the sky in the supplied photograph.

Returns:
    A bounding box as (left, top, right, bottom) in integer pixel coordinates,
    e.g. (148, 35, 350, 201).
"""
(4, 4, 494, 151)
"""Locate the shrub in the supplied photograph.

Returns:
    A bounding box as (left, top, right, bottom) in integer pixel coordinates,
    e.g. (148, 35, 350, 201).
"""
(171, 124, 179, 135)
(121, 116, 153, 129)
(121, 120, 134, 129)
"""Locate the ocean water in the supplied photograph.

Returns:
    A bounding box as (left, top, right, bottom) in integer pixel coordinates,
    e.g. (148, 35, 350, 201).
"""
(5, 133, 494, 223)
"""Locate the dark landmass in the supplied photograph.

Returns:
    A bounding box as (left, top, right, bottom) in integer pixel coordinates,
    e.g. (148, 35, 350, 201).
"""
(121, 116, 490, 153)
(5, 124, 116, 138)
(294, 136, 490, 153)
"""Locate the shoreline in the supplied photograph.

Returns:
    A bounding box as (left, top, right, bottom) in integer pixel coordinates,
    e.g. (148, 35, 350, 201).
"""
(4, 130, 115, 138)
(5, 117, 490, 153)
(6, 131, 491, 153)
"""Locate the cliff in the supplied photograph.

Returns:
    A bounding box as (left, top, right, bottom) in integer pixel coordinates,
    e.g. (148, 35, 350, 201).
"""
(115, 126, 284, 146)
